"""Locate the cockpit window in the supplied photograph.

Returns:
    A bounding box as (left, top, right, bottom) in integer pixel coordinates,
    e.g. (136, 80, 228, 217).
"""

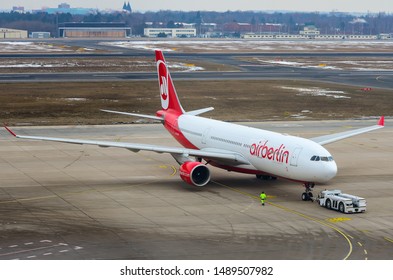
(310, 155, 334, 161)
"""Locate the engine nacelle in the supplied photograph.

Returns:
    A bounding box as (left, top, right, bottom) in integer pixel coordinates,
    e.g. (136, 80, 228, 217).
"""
(179, 161, 211, 187)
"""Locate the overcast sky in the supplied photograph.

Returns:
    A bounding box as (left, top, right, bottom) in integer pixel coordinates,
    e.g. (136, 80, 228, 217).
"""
(2, 0, 392, 13)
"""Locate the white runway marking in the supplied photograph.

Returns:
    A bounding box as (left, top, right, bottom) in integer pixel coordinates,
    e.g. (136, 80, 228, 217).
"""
(0, 239, 84, 259)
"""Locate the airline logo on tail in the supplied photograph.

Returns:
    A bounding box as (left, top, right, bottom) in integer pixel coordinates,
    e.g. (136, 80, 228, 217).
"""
(157, 59, 169, 110)
(155, 50, 184, 114)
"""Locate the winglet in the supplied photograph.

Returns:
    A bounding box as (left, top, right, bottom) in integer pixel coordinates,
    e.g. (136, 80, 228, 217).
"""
(378, 116, 385, 126)
(4, 124, 17, 137)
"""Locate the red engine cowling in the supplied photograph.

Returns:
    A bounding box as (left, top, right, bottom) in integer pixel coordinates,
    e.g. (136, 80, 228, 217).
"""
(179, 161, 211, 187)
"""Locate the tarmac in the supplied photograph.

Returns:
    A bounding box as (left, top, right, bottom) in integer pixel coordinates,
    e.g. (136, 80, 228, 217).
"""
(0, 120, 392, 260)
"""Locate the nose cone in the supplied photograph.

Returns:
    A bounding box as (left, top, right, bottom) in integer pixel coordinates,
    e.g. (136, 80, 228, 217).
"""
(322, 161, 338, 182)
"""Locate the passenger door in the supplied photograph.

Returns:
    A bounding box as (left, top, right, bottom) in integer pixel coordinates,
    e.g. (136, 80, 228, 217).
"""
(202, 128, 210, 145)
(290, 146, 303, 167)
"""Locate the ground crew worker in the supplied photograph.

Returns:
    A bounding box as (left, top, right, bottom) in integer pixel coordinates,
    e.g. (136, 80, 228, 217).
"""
(260, 191, 267, 206)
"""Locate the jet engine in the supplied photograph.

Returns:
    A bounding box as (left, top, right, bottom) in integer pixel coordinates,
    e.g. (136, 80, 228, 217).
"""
(179, 161, 211, 187)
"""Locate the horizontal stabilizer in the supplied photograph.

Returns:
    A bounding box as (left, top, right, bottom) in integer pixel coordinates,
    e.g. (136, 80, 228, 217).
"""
(186, 107, 214, 116)
(101, 109, 163, 121)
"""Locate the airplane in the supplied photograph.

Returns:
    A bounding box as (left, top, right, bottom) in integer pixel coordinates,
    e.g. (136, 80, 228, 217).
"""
(4, 50, 385, 201)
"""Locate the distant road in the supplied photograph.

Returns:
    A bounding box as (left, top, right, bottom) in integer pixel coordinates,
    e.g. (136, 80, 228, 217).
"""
(1, 51, 393, 58)
(1, 68, 393, 89)
(1, 40, 393, 88)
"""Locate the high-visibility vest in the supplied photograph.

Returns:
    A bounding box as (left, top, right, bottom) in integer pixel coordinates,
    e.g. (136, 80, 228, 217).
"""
(260, 193, 267, 200)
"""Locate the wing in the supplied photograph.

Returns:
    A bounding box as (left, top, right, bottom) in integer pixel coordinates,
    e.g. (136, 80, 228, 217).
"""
(4, 125, 250, 165)
(310, 116, 384, 145)
(101, 107, 214, 118)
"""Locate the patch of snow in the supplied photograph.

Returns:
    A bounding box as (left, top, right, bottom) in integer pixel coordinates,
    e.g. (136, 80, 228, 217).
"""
(169, 63, 204, 72)
(257, 59, 340, 70)
(291, 114, 307, 119)
(62, 98, 87, 101)
(281, 86, 350, 99)
(0, 62, 78, 68)
(103, 39, 393, 52)
(0, 42, 73, 53)
(263, 60, 304, 66)
(102, 41, 175, 52)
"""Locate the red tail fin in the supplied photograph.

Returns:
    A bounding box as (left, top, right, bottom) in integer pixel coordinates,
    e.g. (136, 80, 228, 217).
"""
(378, 116, 384, 126)
(155, 50, 184, 114)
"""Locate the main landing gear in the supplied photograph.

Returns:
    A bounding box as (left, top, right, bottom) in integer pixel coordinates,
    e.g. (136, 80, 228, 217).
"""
(301, 182, 315, 201)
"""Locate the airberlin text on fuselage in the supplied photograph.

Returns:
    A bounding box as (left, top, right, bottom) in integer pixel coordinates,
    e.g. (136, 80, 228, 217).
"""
(250, 141, 290, 164)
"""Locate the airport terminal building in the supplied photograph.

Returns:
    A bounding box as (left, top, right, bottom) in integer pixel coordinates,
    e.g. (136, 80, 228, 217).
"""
(0, 28, 28, 39)
(144, 28, 196, 38)
(58, 22, 131, 38)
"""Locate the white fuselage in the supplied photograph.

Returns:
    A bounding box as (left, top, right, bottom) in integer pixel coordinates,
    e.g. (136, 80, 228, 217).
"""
(177, 115, 337, 183)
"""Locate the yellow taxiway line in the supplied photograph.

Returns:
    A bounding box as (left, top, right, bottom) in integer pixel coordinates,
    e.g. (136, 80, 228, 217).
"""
(213, 180, 353, 260)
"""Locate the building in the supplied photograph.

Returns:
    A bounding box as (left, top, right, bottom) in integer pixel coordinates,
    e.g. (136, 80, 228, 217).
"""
(346, 35, 378, 40)
(223, 22, 252, 33)
(58, 3, 71, 9)
(144, 28, 196, 38)
(379, 33, 393, 40)
(44, 7, 93, 15)
(12, 6, 24, 13)
(59, 22, 131, 38)
(42, 3, 94, 15)
(241, 33, 382, 40)
(242, 33, 275, 39)
(299, 25, 320, 38)
(31, 32, 51, 39)
(122, 1, 132, 13)
(0, 28, 28, 39)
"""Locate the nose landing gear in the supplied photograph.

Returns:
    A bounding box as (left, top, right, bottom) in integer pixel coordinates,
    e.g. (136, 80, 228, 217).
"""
(301, 182, 315, 201)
